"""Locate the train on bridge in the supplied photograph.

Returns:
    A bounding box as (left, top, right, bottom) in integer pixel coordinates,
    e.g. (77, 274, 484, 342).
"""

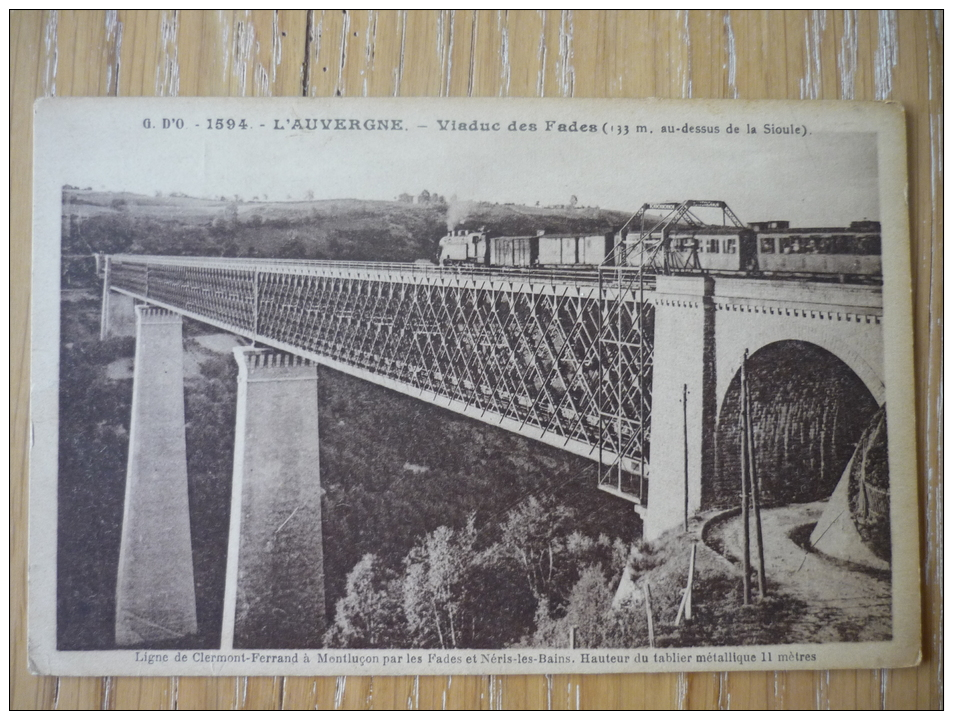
(438, 200, 881, 282)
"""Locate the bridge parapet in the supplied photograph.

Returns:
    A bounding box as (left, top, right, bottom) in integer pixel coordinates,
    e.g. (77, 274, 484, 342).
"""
(108, 254, 654, 300)
(710, 278, 882, 317)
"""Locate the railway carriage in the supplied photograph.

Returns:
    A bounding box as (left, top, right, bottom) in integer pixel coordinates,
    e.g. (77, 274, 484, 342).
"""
(577, 233, 617, 265)
(694, 228, 755, 272)
(436, 209, 880, 282)
(441, 229, 618, 268)
(752, 222, 881, 277)
(537, 233, 577, 266)
(490, 234, 538, 267)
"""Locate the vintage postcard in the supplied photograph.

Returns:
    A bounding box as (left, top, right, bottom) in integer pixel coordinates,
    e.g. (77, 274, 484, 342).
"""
(30, 98, 919, 676)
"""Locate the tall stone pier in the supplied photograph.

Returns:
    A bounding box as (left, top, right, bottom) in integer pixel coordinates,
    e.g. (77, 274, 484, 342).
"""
(644, 276, 716, 539)
(115, 306, 198, 645)
(100, 289, 137, 340)
(222, 348, 326, 649)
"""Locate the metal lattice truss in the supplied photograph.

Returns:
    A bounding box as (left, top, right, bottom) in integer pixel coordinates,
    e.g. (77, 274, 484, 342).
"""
(108, 257, 654, 506)
(613, 199, 745, 274)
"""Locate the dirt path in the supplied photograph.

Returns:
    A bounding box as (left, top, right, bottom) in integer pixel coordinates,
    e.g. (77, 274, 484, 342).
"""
(704, 502, 892, 643)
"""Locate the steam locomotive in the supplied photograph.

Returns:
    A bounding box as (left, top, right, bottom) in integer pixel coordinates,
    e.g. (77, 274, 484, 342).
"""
(437, 217, 881, 280)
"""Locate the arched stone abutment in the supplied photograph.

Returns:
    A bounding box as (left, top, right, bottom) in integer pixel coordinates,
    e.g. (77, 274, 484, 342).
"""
(713, 310, 884, 422)
(711, 281, 884, 415)
(705, 282, 884, 513)
(708, 340, 880, 511)
(643, 277, 883, 540)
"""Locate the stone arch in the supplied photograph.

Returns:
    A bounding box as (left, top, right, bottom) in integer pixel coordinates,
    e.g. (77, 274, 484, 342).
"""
(705, 340, 879, 510)
(714, 316, 884, 421)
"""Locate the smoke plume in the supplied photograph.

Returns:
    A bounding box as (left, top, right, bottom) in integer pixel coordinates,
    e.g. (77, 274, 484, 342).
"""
(445, 200, 476, 231)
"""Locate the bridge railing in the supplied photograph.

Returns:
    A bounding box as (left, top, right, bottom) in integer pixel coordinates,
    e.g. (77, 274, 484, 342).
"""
(108, 253, 656, 289)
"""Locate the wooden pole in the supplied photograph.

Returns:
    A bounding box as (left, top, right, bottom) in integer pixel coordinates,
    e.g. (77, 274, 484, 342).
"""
(683, 383, 689, 531)
(675, 543, 697, 626)
(643, 581, 655, 647)
(739, 351, 752, 605)
(686, 542, 696, 621)
(745, 360, 768, 599)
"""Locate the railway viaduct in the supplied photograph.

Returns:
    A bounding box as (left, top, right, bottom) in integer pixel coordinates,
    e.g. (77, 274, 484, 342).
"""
(97, 255, 883, 647)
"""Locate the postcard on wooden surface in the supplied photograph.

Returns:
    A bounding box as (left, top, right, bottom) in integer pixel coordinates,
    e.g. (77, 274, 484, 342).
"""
(30, 98, 919, 676)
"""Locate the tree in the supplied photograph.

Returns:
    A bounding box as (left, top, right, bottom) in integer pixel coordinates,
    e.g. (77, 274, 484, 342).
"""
(324, 554, 403, 648)
(77, 213, 134, 254)
(561, 565, 614, 646)
(531, 564, 637, 648)
(277, 235, 307, 259)
(491, 495, 629, 619)
(402, 516, 479, 648)
(495, 495, 573, 601)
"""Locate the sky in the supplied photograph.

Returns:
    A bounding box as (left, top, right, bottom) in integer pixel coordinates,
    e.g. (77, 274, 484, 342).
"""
(36, 99, 882, 228)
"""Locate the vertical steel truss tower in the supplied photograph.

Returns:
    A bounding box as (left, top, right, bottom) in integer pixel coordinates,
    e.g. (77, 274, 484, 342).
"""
(107, 256, 655, 508)
(615, 199, 745, 274)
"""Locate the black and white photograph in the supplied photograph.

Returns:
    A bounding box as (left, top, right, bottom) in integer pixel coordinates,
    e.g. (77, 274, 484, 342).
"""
(30, 98, 919, 676)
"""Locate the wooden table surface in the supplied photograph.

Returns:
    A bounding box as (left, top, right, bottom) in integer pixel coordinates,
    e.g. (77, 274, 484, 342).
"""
(11, 11, 942, 709)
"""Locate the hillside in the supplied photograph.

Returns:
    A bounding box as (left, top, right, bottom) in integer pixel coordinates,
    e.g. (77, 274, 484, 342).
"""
(60, 188, 632, 269)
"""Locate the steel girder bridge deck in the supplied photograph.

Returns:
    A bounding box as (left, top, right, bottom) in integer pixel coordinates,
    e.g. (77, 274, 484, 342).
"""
(104, 255, 655, 509)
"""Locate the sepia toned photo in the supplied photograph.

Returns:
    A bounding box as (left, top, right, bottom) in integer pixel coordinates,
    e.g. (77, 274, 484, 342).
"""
(30, 98, 919, 676)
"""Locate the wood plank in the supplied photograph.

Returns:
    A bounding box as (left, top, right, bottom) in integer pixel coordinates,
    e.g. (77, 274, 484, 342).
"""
(683, 672, 725, 709)
(105, 677, 174, 710)
(49, 678, 104, 710)
(11, 10, 941, 710)
(279, 676, 340, 709)
(362, 676, 420, 710)
(174, 677, 240, 710)
(887, 12, 942, 711)
(307, 10, 348, 97)
(493, 675, 547, 710)
(238, 676, 284, 710)
(115, 10, 163, 97)
(11, 10, 57, 711)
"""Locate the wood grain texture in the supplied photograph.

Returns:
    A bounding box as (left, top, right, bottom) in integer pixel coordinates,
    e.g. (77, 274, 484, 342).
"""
(11, 10, 941, 709)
